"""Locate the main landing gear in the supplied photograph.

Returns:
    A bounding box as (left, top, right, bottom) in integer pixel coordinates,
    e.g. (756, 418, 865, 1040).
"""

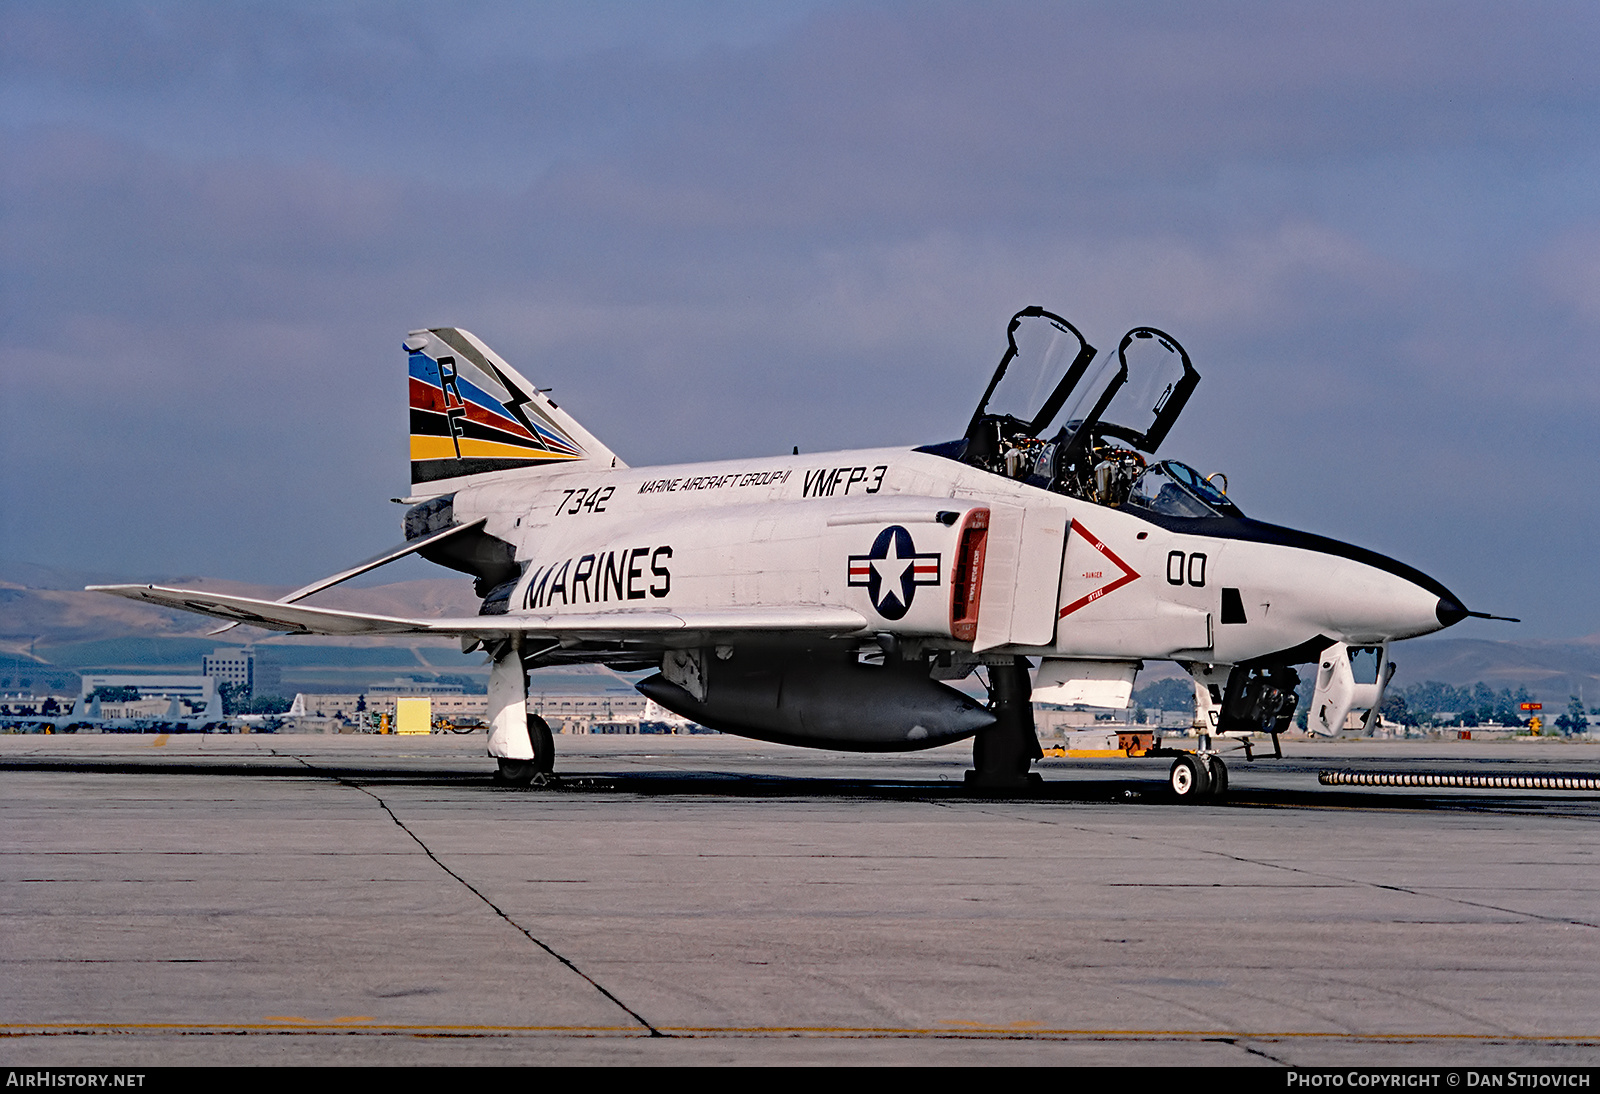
(967, 656, 1045, 789)
(485, 637, 557, 788)
(494, 714, 554, 788)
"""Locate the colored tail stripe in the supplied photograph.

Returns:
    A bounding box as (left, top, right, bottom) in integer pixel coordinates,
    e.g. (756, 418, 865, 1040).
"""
(408, 353, 582, 452)
(411, 436, 582, 463)
(407, 370, 537, 441)
(408, 355, 515, 412)
(408, 352, 584, 459)
(408, 378, 537, 443)
(406, 339, 592, 484)
(409, 408, 556, 456)
(528, 420, 582, 456)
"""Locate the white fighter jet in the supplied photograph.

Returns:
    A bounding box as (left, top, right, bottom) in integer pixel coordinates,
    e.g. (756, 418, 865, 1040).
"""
(94, 307, 1505, 798)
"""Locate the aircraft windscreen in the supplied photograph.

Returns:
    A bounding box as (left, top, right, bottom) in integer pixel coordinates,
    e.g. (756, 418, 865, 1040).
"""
(1126, 460, 1244, 519)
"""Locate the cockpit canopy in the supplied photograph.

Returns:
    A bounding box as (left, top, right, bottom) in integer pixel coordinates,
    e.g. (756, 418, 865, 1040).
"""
(1127, 460, 1243, 519)
(965, 308, 1097, 443)
(941, 307, 1237, 517)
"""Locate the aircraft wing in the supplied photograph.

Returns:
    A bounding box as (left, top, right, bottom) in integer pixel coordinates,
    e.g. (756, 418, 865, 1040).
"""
(89, 584, 868, 641)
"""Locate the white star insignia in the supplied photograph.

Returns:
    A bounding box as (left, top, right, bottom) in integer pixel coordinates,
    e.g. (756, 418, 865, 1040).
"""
(871, 538, 913, 609)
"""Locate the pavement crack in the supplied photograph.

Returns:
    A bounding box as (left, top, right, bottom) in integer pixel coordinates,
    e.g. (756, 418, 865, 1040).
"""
(1193, 849, 1600, 931)
(1226, 1038, 1293, 1065)
(285, 754, 663, 1037)
(352, 780, 664, 1037)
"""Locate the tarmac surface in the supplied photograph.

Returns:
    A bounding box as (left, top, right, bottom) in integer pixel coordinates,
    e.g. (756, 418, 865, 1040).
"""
(2, 731, 1599, 1067)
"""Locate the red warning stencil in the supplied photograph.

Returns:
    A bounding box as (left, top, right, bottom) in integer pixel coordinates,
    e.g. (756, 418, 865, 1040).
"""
(1058, 519, 1141, 618)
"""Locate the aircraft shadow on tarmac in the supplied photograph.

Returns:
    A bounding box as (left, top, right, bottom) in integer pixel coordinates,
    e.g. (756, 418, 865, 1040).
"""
(3, 756, 1598, 815)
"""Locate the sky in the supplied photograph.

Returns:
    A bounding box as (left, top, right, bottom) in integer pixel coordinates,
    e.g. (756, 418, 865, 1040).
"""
(2, 1, 1597, 638)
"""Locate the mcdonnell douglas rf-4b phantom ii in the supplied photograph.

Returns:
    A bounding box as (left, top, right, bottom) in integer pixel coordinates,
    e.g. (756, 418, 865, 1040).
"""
(95, 307, 1506, 799)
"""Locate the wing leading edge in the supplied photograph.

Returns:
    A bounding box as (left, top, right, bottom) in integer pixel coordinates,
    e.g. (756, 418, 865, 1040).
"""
(89, 584, 867, 642)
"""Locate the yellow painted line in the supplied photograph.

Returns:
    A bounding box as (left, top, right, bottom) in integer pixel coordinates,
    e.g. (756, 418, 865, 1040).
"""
(660, 1027, 1600, 1042)
(1, 1022, 643, 1035)
(151, 734, 169, 747)
(2, 1022, 1596, 1042)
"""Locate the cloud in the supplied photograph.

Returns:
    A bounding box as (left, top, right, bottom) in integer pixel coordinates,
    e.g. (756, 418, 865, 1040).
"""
(3, 0, 1599, 634)
(1536, 223, 1600, 324)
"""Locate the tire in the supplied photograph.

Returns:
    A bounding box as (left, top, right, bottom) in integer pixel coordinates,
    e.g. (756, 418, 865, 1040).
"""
(1206, 756, 1229, 799)
(1169, 754, 1211, 802)
(495, 758, 535, 787)
(530, 715, 555, 774)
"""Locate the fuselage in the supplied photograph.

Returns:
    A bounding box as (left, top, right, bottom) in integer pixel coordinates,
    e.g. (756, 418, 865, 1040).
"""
(443, 444, 1457, 667)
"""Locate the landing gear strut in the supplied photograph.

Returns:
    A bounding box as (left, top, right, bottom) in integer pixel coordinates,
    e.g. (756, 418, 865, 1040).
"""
(486, 638, 556, 787)
(967, 656, 1044, 789)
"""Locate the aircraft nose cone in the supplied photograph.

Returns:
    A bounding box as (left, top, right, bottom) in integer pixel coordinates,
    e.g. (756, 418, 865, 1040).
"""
(1436, 596, 1469, 629)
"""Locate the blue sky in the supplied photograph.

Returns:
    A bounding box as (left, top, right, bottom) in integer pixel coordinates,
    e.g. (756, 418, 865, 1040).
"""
(3, 1, 1597, 637)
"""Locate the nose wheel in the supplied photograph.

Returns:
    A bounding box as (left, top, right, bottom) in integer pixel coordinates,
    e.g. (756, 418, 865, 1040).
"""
(1169, 753, 1228, 802)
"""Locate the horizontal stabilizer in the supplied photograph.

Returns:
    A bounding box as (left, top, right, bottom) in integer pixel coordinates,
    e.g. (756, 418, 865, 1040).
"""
(90, 584, 867, 642)
(206, 518, 489, 636)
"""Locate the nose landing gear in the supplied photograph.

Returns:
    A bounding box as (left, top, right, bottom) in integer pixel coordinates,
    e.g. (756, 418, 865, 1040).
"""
(1168, 750, 1228, 802)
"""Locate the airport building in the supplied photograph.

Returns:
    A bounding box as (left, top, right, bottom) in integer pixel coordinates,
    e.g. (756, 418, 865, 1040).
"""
(531, 692, 644, 733)
(294, 691, 488, 720)
(366, 676, 467, 696)
(201, 649, 254, 692)
(200, 647, 282, 699)
(80, 674, 215, 706)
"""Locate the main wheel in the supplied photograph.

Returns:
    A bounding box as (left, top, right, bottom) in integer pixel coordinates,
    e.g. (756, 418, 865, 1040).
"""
(495, 757, 535, 787)
(1169, 754, 1212, 802)
(530, 715, 555, 775)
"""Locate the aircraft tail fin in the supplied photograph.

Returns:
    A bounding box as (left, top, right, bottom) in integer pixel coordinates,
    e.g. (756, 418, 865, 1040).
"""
(405, 327, 624, 496)
(287, 693, 305, 718)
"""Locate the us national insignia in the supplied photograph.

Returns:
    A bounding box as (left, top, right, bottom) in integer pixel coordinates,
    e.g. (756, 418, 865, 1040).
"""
(848, 525, 940, 620)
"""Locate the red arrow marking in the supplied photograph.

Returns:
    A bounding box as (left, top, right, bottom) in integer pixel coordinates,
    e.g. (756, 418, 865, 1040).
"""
(1058, 519, 1141, 618)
